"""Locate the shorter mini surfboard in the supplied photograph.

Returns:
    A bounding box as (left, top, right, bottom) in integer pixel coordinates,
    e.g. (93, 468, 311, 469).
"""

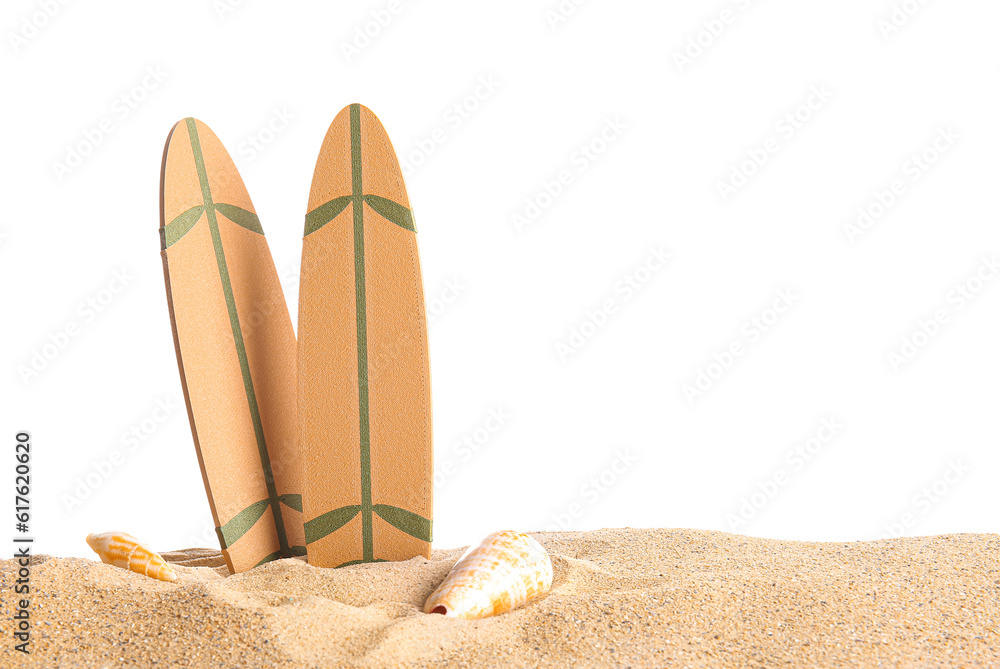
(160, 118, 305, 573)
(299, 104, 433, 567)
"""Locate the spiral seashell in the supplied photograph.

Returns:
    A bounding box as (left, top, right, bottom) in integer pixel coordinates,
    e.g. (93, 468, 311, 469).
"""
(86, 531, 178, 582)
(424, 531, 552, 619)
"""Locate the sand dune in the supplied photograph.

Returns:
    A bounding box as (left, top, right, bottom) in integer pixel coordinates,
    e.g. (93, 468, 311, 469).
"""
(4, 529, 998, 667)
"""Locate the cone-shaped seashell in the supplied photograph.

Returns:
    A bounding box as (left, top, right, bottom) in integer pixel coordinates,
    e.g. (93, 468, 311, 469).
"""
(424, 531, 552, 619)
(86, 532, 178, 582)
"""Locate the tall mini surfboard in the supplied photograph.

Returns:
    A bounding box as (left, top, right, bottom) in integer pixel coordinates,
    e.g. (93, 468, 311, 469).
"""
(160, 118, 305, 574)
(299, 104, 432, 567)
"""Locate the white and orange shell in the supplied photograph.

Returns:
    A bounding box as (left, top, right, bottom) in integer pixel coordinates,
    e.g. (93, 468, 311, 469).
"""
(423, 531, 552, 619)
(86, 532, 178, 582)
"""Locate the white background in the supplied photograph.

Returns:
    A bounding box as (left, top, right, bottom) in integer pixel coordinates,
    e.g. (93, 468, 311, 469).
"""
(2, 0, 998, 560)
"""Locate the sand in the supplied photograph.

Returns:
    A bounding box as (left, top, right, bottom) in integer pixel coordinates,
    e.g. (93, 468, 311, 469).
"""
(3, 529, 997, 668)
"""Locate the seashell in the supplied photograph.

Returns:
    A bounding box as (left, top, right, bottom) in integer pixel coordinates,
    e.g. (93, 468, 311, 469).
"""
(424, 531, 552, 619)
(86, 532, 178, 582)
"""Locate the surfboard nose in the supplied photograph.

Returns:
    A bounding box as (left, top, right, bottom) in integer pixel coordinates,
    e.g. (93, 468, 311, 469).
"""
(306, 104, 411, 221)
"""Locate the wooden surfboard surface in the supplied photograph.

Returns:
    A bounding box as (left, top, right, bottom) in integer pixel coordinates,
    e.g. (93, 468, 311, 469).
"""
(299, 104, 432, 567)
(160, 118, 305, 573)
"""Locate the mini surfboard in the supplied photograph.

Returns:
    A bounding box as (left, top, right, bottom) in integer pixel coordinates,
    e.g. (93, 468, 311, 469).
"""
(160, 118, 305, 574)
(299, 104, 432, 567)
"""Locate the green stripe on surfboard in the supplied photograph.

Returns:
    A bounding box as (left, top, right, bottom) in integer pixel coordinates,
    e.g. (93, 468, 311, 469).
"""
(349, 104, 376, 563)
(303, 504, 431, 545)
(217, 499, 269, 548)
(304, 193, 415, 236)
(304, 504, 362, 544)
(216, 495, 304, 549)
(278, 493, 302, 512)
(185, 118, 292, 558)
(363, 194, 415, 232)
(304, 196, 352, 236)
(162, 205, 204, 248)
(215, 203, 264, 235)
(373, 505, 432, 542)
(163, 203, 263, 249)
